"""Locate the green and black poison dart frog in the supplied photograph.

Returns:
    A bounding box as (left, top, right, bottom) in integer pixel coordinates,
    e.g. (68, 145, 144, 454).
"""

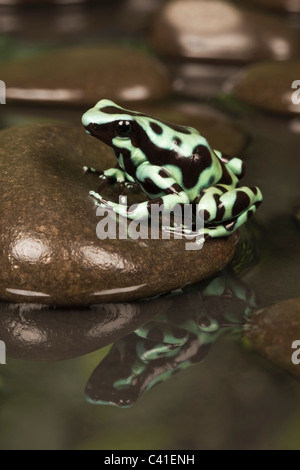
(82, 99, 263, 238)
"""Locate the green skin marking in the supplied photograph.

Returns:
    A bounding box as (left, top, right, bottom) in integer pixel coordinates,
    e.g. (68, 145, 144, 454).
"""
(86, 269, 257, 407)
(82, 99, 263, 238)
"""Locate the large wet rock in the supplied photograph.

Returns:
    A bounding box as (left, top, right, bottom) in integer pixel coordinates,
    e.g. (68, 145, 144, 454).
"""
(0, 123, 238, 305)
(1, 46, 171, 106)
(228, 60, 300, 116)
(245, 299, 300, 378)
(150, 0, 300, 62)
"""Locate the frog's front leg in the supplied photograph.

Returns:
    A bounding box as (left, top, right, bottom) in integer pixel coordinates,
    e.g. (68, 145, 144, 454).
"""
(84, 165, 127, 183)
(90, 164, 190, 220)
(197, 184, 263, 238)
(102, 168, 140, 190)
(84, 165, 139, 190)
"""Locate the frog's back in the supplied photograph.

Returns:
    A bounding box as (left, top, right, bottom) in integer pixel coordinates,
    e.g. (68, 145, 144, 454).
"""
(134, 118, 230, 196)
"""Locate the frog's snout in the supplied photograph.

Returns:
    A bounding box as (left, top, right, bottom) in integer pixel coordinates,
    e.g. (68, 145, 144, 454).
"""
(84, 122, 98, 137)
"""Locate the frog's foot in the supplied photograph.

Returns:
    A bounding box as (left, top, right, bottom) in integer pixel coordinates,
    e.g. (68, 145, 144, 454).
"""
(89, 191, 111, 208)
(84, 166, 128, 185)
(89, 192, 147, 218)
(89, 191, 136, 216)
(118, 181, 140, 192)
(83, 166, 116, 185)
(165, 204, 258, 240)
(90, 191, 190, 220)
(162, 224, 207, 242)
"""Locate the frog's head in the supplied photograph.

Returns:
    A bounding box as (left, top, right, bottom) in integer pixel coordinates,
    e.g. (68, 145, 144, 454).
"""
(82, 99, 145, 152)
(82, 99, 196, 160)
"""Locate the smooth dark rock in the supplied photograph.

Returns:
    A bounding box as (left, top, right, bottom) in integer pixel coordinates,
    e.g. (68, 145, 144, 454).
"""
(150, 0, 300, 62)
(245, 298, 300, 377)
(1, 46, 171, 106)
(228, 61, 300, 115)
(0, 123, 238, 305)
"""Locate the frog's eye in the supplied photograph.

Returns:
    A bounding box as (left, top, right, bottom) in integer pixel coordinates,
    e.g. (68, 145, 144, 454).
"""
(115, 120, 132, 137)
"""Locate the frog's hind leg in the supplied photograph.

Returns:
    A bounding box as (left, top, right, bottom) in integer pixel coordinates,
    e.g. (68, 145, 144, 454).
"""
(213, 150, 245, 179)
(204, 202, 260, 239)
(197, 184, 262, 224)
(198, 184, 263, 238)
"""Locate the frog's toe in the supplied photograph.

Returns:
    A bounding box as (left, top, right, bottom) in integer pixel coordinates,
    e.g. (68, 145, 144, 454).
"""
(163, 225, 192, 236)
(83, 166, 103, 176)
(89, 191, 108, 206)
(162, 225, 206, 245)
(118, 181, 140, 192)
(101, 174, 119, 185)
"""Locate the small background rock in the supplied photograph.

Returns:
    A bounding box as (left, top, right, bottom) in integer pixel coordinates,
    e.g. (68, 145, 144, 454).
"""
(150, 0, 300, 62)
(245, 298, 300, 378)
(227, 60, 300, 115)
(235, 0, 300, 13)
(0, 46, 171, 107)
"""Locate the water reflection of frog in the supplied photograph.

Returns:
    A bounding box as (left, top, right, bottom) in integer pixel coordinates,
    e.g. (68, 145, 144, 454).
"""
(82, 99, 263, 239)
(86, 268, 257, 407)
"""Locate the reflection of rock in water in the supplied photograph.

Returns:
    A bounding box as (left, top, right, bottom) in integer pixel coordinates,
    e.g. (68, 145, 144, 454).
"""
(86, 269, 257, 407)
(0, 300, 168, 361)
